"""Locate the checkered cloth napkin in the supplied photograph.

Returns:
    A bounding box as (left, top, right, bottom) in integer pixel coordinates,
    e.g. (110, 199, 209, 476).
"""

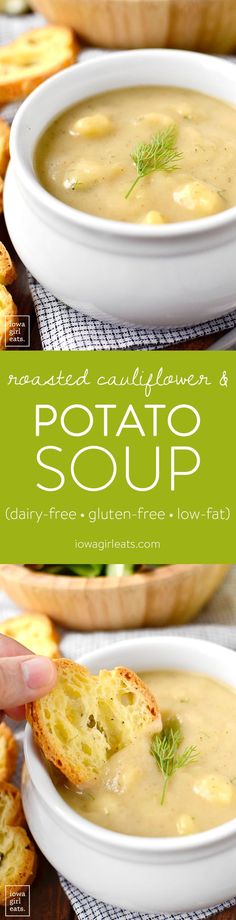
(60, 881, 236, 920)
(1, 12, 236, 349)
(1, 569, 236, 919)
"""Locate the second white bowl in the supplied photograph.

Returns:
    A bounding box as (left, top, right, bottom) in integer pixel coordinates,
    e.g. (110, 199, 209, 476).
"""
(23, 636, 236, 913)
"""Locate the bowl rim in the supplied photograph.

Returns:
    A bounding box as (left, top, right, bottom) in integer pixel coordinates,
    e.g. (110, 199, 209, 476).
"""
(10, 48, 236, 241)
(24, 635, 236, 854)
(0, 563, 226, 592)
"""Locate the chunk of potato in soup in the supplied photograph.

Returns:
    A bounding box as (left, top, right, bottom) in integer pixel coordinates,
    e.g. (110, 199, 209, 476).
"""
(57, 672, 236, 836)
(35, 87, 236, 224)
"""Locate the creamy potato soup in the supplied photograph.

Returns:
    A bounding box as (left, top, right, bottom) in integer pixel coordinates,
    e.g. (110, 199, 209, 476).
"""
(56, 671, 236, 837)
(36, 87, 236, 224)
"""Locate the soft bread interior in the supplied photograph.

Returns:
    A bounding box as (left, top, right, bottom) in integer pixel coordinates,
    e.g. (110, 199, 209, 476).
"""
(27, 658, 161, 785)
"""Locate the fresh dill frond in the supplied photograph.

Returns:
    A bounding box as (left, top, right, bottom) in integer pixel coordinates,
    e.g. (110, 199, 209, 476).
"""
(125, 126, 183, 199)
(151, 721, 199, 805)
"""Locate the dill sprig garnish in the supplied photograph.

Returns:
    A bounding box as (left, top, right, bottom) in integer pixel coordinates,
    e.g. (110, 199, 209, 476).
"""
(151, 720, 199, 805)
(125, 126, 183, 199)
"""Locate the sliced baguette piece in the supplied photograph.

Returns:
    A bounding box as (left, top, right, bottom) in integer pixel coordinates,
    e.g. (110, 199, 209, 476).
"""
(27, 658, 161, 785)
(0, 26, 79, 104)
(0, 612, 60, 659)
(0, 723, 18, 782)
(0, 782, 37, 905)
(0, 782, 24, 829)
(0, 242, 16, 286)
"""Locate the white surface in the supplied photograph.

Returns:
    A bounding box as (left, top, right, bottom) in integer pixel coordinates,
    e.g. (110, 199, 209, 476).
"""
(23, 635, 236, 914)
(4, 49, 236, 327)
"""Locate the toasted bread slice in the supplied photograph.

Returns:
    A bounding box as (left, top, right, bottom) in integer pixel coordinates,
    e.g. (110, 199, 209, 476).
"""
(0, 243, 16, 286)
(0, 284, 18, 348)
(0, 177, 3, 214)
(0, 26, 79, 104)
(0, 613, 60, 659)
(0, 782, 24, 829)
(27, 658, 161, 785)
(0, 724, 18, 783)
(0, 828, 37, 904)
(0, 119, 10, 179)
(0, 782, 37, 904)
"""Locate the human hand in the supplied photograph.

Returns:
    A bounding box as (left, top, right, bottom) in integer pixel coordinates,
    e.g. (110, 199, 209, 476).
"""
(0, 634, 57, 720)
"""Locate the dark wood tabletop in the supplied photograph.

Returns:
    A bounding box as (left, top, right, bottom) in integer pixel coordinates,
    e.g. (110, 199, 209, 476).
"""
(1, 212, 224, 352)
(0, 851, 75, 919)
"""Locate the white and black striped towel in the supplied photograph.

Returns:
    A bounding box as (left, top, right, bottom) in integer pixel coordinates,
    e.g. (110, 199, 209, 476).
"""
(1, 13, 236, 349)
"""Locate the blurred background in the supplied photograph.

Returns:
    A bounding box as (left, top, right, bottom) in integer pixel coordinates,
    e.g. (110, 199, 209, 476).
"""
(0, 0, 236, 54)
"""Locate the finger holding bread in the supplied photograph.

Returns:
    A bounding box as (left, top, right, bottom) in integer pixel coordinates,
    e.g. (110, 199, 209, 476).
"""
(0, 25, 79, 105)
(27, 658, 161, 785)
(0, 782, 37, 905)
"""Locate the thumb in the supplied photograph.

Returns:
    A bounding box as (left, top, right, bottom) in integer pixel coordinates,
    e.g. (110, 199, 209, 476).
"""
(0, 654, 57, 710)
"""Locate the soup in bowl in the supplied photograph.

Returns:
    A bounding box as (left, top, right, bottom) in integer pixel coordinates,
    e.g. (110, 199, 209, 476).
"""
(36, 85, 236, 225)
(57, 668, 236, 838)
(23, 636, 236, 913)
(5, 50, 236, 326)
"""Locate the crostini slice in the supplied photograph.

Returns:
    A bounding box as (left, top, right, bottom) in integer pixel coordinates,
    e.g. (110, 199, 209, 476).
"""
(27, 658, 161, 785)
(0, 782, 37, 905)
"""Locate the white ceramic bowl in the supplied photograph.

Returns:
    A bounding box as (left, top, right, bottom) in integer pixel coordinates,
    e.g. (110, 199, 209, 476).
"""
(4, 50, 236, 327)
(23, 635, 236, 913)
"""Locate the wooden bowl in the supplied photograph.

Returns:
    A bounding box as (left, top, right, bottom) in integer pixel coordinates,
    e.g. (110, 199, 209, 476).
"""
(0, 564, 230, 631)
(31, 0, 236, 52)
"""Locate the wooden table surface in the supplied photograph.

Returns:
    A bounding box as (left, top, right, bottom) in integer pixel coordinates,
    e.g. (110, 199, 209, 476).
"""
(0, 851, 74, 919)
(0, 212, 225, 352)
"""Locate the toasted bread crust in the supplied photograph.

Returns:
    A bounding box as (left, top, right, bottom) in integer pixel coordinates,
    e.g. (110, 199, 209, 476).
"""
(27, 658, 161, 785)
(0, 612, 60, 658)
(0, 177, 3, 214)
(0, 284, 18, 349)
(0, 782, 37, 905)
(0, 242, 16, 286)
(0, 723, 18, 782)
(0, 119, 10, 179)
(0, 26, 79, 104)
